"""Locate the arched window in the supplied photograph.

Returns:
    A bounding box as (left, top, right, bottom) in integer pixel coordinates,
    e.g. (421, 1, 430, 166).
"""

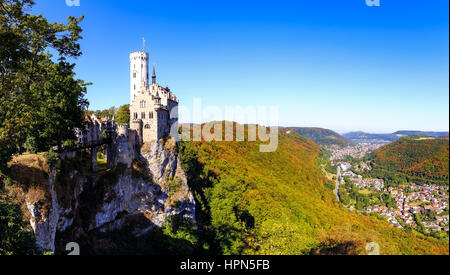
(140, 100, 146, 108)
(145, 124, 151, 129)
(141, 112, 146, 119)
(133, 113, 138, 119)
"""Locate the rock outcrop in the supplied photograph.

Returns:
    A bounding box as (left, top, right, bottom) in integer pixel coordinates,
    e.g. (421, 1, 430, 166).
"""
(9, 139, 195, 254)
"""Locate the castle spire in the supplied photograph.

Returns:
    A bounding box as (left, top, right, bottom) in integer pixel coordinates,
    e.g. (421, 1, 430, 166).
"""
(152, 65, 156, 84)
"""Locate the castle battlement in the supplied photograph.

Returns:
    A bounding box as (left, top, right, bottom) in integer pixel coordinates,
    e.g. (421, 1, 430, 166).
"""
(116, 124, 129, 136)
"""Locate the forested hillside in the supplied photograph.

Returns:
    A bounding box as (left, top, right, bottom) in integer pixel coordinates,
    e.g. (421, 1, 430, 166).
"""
(287, 127, 349, 146)
(368, 137, 449, 186)
(179, 123, 448, 255)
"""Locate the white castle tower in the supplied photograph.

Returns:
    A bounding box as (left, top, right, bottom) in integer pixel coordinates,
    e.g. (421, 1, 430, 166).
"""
(130, 51, 149, 104)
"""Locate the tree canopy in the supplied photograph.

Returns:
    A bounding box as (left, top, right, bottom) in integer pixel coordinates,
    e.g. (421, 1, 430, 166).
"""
(115, 104, 130, 124)
(367, 137, 449, 186)
(179, 122, 448, 255)
(0, 0, 89, 172)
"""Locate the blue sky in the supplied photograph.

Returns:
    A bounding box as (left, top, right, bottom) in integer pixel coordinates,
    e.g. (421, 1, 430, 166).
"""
(32, 0, 449, 133)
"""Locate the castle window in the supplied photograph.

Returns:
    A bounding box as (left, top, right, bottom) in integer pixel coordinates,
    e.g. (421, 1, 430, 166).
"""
(150, 112, 154, 119)
(140, 100, 146, 108)
(145, 124, 151, 129)
(133, 72, 136, 78)
(133, 112, 138, 119)
(141, 112, 145, 119)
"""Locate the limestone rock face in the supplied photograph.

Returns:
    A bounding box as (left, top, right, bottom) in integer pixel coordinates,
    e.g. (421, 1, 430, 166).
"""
(93, 143, 195, 235)
(142, 141, 178, 184)
(24, 140, 195, 253)
(25, 170, 60, 252)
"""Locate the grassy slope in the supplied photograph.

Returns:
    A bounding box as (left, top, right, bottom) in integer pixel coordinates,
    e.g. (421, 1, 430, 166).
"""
(180, 126, 448, 255)
(371, 137, 449, 185)
(288, 127, 349, 146)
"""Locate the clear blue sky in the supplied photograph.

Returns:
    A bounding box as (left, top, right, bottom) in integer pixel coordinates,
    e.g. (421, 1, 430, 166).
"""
(32, 0, 449, 133)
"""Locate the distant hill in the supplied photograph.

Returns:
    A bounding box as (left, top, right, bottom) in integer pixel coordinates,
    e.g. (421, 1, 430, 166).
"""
(344, 132, 397, 143)
(287, 127, 350, 146)
(394, 131, 449, 138)
(178, 122, 448, 255)
(368, 136, 449, 186)
(344, 131, 449, 143)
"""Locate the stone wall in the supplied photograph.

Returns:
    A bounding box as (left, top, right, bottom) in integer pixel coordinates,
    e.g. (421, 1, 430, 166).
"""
(75, 116, 140, 169)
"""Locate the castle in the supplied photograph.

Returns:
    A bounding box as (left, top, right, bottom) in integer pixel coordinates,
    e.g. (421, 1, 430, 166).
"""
(73, 49, 178, 169)
(129, 51, 178, 144)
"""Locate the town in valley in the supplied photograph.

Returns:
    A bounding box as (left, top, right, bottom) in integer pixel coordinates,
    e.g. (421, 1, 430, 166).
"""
(325, 140, 449, 236)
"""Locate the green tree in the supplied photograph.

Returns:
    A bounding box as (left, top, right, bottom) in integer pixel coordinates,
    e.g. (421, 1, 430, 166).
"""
(116, 104, 130, 124)
(0, 193, 39, 255)
(93, 108, 116, 119)
(209, 177, 249, 255)
(108, 106, 117, 118)
(0, 0, 89, 172)
(84, 110, 94, 117)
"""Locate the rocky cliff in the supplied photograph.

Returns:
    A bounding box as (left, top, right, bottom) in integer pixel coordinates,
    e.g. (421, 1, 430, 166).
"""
(6, 139, 196, 254)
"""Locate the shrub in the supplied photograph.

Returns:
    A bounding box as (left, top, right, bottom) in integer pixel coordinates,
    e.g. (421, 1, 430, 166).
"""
(44, 149, 60, 170)
(0, 193, 40, 255)
(132, 159, 150, 181)
(168, 177, 182, 197)
(23, 136, 39, 154)
(63, 139, 77, 149)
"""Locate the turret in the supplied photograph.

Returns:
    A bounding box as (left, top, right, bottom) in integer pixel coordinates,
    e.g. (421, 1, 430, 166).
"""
(152, 65, 156, 85)
(154, 91, 162, 108)
(130, 118, 143, 145)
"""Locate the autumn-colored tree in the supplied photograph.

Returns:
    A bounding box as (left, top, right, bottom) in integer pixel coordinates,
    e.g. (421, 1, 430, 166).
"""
(369, 137, 449, 186)
(179, 122, 449, 255)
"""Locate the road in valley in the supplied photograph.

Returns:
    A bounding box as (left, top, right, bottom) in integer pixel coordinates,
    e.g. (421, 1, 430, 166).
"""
(335, 167, 341, 202)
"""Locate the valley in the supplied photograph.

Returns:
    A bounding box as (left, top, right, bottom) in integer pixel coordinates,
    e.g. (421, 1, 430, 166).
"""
(321, 134, 449, 239)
